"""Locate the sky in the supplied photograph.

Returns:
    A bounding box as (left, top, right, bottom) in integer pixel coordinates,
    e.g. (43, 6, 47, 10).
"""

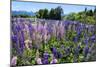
(12, 1, 96, 14)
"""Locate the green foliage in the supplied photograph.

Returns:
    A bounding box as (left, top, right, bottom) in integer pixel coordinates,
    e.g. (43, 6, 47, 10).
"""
(64, 13, 76, 21)
(63, 8, 96, 24)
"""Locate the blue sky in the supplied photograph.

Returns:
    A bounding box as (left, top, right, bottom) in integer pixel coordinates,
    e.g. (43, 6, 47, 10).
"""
(12, 1, 96, 14)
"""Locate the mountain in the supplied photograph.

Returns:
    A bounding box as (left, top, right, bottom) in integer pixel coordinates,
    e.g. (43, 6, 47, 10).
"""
(12, 11, 36, 16)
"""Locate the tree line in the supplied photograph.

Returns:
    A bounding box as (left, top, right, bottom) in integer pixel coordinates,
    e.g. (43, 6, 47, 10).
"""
(35, 6, 63, 20)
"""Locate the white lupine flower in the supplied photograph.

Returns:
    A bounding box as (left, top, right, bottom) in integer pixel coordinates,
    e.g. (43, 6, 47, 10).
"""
(36, 58, 42, 64)
(50, 58, 58, 64)
(50, 54, 58, 64)
(24, 39, 32, 50)
(35, 50, 42, 64)
(11, 56, 17, 66)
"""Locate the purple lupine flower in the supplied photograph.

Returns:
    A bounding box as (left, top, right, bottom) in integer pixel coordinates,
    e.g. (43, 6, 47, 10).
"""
(28, 23, 33, 38)
(11, 34, 17, 43)
(51, 47, 62, 58)
(77, 30, 81, 37)
(42, 52, 49, 64)
(84, 38, 88, 45)
(43, 52, 49, 59)
(16, 24, 21, 32)
(90, 35, 96, 42)
(83, 45, 89, 57)
(51, 47, 57, 57)
(47, 26, 52, 34)
(73, 36, 78, 43)
(84, 33, 87, 38)
(77, 44, 81, 49)
(37, 22, 43, 33)
(57, 51, 62, 58)
(19, 31, 25, 53)
(42, 58, 49, 64)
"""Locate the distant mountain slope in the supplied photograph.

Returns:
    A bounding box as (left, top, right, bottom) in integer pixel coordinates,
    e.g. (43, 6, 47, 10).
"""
(12, 11, 36, 16)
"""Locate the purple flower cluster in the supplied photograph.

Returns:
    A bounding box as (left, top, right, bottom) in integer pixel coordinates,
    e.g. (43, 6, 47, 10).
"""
(11, 18, 96, 65)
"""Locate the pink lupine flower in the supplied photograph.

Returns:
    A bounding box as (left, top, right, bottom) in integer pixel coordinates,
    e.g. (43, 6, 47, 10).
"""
(52, 24, 57, 37)
(11, 56, 17, 66)
(37, 22, 43, 33)
(59, 22, 65, 39)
